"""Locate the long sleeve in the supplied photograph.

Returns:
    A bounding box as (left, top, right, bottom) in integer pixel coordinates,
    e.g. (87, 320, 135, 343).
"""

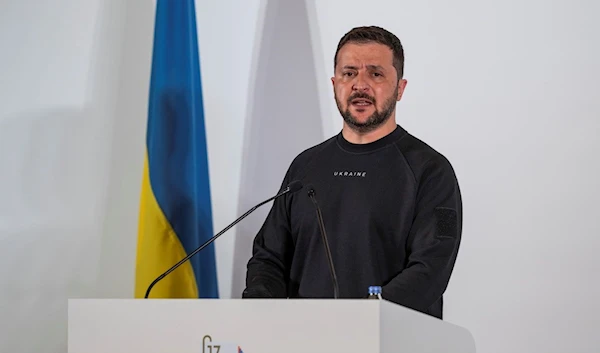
(242, 177, 294, 298)
(381, 155, 463, 313)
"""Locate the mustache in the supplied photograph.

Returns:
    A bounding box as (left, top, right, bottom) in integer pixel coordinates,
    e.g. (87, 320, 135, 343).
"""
(348, 92, 376, 104)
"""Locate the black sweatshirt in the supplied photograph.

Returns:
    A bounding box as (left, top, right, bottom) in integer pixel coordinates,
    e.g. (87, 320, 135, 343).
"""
(243, 125, 462, 319)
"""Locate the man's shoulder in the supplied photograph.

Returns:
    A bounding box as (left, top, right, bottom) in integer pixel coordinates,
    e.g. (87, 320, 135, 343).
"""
(286, 135, 338, 177)
(395, 128, 457, 181)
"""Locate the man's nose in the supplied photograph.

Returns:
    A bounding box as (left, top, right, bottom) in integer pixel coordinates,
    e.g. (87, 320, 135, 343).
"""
(352, 73, 371, 92)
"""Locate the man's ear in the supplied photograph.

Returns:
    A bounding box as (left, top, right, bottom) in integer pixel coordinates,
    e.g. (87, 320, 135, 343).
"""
(397, 79, 408, 101)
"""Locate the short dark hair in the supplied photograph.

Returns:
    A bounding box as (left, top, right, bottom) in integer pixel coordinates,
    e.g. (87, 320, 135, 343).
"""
(334, 26, 405, 80)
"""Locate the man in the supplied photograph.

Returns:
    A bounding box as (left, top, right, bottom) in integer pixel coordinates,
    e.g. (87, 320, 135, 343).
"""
(242, 26, 462, 320)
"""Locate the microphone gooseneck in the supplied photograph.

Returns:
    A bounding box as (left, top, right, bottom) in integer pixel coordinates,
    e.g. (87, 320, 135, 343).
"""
(144, 180, 304, 298)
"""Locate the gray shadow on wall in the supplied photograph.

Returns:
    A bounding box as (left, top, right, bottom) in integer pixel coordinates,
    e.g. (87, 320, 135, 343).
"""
(0, 107, 105, 353)
(0, 0, 154, 352)
(230, 0, 326, 298)
(95, 0, 154, 299)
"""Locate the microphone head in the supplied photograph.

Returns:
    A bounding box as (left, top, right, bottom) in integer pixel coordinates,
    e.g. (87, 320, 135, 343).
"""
(287, 180, 304, 193)
(305, 184, 315, 197)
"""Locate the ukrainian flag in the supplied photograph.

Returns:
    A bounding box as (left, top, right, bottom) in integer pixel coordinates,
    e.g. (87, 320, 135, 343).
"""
(134, 0, 219, 299)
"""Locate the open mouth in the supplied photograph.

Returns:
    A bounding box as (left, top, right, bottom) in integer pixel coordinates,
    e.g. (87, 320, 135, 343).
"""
(351, 98, 373, 107)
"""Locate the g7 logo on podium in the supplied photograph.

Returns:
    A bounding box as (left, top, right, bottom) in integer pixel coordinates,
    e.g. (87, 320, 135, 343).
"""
(202, 335, 220, 353)
(202, 334, 244, 353)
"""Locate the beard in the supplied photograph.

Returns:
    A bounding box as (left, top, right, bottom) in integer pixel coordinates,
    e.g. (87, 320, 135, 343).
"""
(335, 87, 398, 133)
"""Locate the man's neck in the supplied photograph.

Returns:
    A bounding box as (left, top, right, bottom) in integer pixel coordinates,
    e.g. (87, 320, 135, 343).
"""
(341, 119, 397, 144)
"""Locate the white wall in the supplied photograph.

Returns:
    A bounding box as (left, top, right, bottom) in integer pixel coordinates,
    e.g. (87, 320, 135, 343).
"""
(0, 0, 132, 352)
(1, 0, 599, 353)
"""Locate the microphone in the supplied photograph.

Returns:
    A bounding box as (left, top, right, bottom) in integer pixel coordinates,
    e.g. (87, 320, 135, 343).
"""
(307, 185, 339, 299)
(144, 180, 304, 298)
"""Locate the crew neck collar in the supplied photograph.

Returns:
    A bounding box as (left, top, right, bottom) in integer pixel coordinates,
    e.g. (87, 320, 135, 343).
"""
(336, 125, 406, 154)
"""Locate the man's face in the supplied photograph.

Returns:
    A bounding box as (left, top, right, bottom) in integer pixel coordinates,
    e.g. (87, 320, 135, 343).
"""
(332, 42, 407, 133)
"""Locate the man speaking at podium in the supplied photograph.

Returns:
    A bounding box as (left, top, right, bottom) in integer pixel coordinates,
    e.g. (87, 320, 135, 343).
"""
(242, 26, 462, 320)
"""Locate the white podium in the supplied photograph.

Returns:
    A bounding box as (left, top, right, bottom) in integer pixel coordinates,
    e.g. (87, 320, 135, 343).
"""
(68, 298, 476, 353)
